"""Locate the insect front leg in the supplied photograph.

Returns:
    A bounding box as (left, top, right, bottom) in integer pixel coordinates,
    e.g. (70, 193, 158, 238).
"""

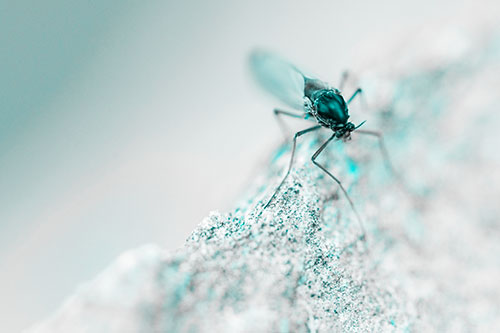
(311, 134, 366, 245)
(355, 130, 395, 174)
(263, 125, 321, 209)
(355, 129, 415, 200)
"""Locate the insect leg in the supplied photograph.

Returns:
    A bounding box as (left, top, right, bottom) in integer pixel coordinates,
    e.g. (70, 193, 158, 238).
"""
(311, 134, 366, 241)
(274, 108, 309, 141)
(355, 129, 415, 201)
(339, 71, 349, 91)
(355, 130, 398, 179)
(263, 125, 322, 209)
(347, 88, 363, 104)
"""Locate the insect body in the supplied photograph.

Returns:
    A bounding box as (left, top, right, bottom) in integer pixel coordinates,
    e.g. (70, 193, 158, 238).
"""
(304, 79, 365, 139)
(250, 50, 386, 241)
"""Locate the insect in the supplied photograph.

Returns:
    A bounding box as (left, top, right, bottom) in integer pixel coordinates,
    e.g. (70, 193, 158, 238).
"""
(250, 50, 395, 241)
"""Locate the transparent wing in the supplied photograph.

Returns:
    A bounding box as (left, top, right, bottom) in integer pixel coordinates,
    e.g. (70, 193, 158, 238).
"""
(249, 50, 306, 110)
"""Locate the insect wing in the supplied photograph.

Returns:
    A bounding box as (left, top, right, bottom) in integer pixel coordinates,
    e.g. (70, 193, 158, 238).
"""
(250, 50, 306, 110)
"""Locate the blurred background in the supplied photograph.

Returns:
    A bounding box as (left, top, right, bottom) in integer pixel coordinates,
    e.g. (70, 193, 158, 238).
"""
(0, 1, 497, 331)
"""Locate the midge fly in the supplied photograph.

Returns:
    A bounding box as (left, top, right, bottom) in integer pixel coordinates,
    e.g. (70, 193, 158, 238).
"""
(250, 50, 395, 241)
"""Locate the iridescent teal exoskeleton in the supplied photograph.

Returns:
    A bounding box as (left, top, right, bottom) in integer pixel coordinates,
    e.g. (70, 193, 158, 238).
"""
(250, 50, 396, 243)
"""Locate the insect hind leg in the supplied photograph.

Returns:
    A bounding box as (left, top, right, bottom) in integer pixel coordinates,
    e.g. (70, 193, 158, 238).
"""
(347, 88, 363, 104)
(339, 71, 349, 91)
(273, 108, 310, 141)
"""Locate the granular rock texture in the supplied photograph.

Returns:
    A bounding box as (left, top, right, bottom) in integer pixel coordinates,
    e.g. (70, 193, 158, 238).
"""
(30, 28, 500, 332)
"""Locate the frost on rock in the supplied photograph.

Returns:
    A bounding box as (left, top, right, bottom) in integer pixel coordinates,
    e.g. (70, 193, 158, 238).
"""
(30, 28, 500, 332)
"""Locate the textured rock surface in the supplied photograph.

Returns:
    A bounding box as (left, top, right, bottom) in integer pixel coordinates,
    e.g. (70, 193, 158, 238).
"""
(29, 28, 500, 332)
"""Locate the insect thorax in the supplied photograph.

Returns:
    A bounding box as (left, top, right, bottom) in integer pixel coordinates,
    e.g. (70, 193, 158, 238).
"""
(304, 89, 350, 130)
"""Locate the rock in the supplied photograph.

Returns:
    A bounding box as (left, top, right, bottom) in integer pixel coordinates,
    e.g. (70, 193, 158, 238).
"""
(29, 28, 500, 333)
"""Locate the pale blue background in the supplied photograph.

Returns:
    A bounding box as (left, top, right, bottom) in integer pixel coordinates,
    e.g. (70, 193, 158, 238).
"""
(0, 0, 494, 331)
